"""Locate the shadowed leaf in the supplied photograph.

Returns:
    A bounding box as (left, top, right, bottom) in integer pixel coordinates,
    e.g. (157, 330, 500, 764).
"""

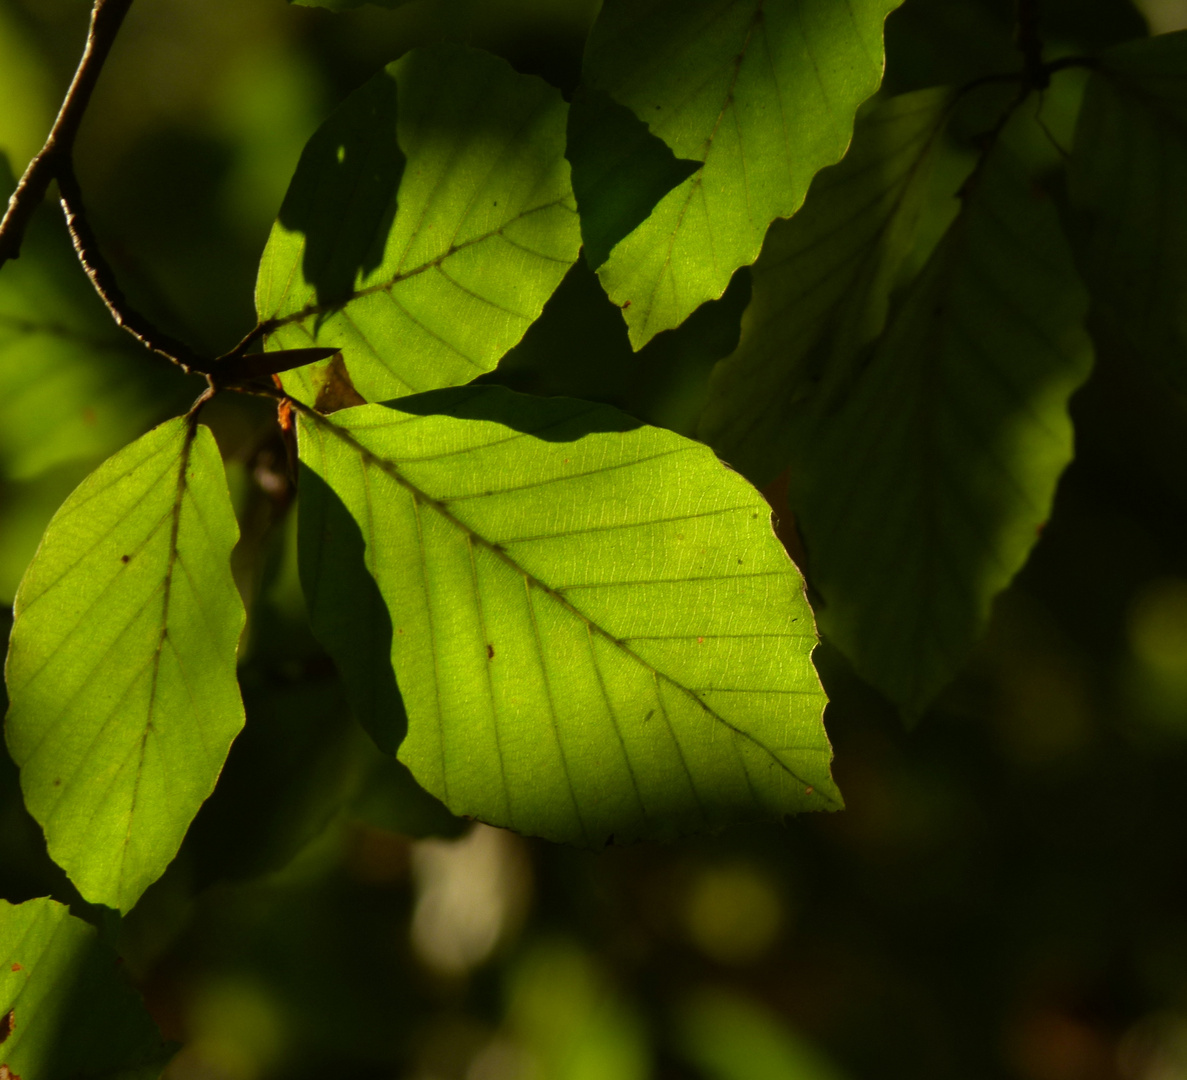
(566, 86, 701, 272)
(0, 898, 168, 1079)
(698, 88, 955, 485)
(1070, 30, 1187, 385)
(790, 139, 1093, 715)
(259, 45, 582, 404)
(584, 0, 903, 348)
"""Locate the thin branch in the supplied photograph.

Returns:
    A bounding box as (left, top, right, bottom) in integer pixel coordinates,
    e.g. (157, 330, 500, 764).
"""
(58, 161, 207, 372)
(0, 0, 134, 268)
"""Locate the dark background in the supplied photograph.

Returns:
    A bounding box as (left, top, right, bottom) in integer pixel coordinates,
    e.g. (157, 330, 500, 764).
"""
(3, 1, 1187, 1077)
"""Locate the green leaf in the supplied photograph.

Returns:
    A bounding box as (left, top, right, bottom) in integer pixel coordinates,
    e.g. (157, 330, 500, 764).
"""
(566, 87, 701, 272)
(0, 898, 169, 1079)
(584, 0, 903, 348)
(675, 989, 848, 1080)
(698, 88, 956, 485)
(1069, 29, 1187, 385)
(258, 44, 582, 404)
(0, 154, 186, 481)
(4, 417, 246, 912)
(297, 386, 836, 846)
(790, 139, 1094, 715)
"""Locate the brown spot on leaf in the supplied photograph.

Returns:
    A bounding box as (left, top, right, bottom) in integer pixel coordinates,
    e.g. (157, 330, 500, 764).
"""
(9, 964, 20, 972)
(121, 554, 130, 564)
(804, 786, 814, 796)
(1, 1063, 22, 1080)
(486, 644, 495, 659)
(53, 778, 61, 787)
(0, 1009, 13, 1043)
(313, 353, 367, 414)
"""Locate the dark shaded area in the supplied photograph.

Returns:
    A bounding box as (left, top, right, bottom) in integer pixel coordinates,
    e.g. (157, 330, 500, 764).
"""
(275, 69, 403, 311)
(566, 86, 700, 270)
(297, 463, 407, 754)
(391, 382, 646, 438)
(479, 256, 751, 436)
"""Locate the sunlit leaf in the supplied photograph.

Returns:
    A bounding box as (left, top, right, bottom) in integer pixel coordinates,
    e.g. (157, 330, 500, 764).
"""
(4, 418, 246, 912)
(791, 139, 1093, 715)
(698, 88, 955, 485)
(1070, 29, 1187, 385)
(0, 898, 168, 1079)
(297, 386, 836, 845)
(0, 156, 185, 481)
(584, 0, 903, 348)
(258, 44, 581, 404)
(566, 87, 700, 272)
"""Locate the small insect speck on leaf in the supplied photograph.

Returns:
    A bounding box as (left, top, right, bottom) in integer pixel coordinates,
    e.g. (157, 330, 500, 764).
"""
(53, 778, 61, 787)
(487, 644, 495, 659)
(804, 786, 814, 796)
(121, 554, 130, 564)
(621, 300, 631, 309)
(644, 709, 654, 723)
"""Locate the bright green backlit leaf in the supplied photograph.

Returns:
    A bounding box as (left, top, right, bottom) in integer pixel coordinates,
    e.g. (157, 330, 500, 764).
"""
(297, 386, 836, 846)
(258, 45, 581, 404)
(1070, 29, 1187, 384)
(4, 418, 246, 912)
(791, 139, 1093, 715)
(584, 0, 902, 348)
(698, 88, 955, 485)
(0, 156, 184, 481)
(0, 898, 168, 1079)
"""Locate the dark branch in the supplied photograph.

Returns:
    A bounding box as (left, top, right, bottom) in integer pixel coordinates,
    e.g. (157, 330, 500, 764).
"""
(0, 0, 134, 268)
(58, 162, 208, 372)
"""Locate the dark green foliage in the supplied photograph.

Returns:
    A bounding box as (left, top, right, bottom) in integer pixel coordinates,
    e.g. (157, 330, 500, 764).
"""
(2, 1, 1186, 1077)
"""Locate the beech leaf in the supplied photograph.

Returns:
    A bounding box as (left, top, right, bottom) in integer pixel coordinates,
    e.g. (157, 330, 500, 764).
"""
(4, 418, 246, 912)
(297, 386, 837, 845)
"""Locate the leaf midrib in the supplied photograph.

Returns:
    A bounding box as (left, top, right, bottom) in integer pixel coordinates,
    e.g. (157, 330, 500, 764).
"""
(301, 403, 834, 802)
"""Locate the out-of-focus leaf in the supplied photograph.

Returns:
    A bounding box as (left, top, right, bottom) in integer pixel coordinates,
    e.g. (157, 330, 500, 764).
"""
(289, 0, 416, 8)
(676, 988, 848, 1080)
(0, 155, 185, 481)
(1070, 29, 1187, 385)
(4, 418, 245, 912)
(505, 940, 650, 1080)
(791, 140, 1093, 715)
(584, 0, 903, 348)
(0, 898, 169, 1079)
(698, 89, 955, 486)
(566, 87, 700, 272)
(297, 386, 836, 846)
(258, 45, 581, 404)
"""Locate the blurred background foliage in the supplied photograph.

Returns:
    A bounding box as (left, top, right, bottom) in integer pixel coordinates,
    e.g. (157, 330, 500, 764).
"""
(5, 0, 1187, 1077)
